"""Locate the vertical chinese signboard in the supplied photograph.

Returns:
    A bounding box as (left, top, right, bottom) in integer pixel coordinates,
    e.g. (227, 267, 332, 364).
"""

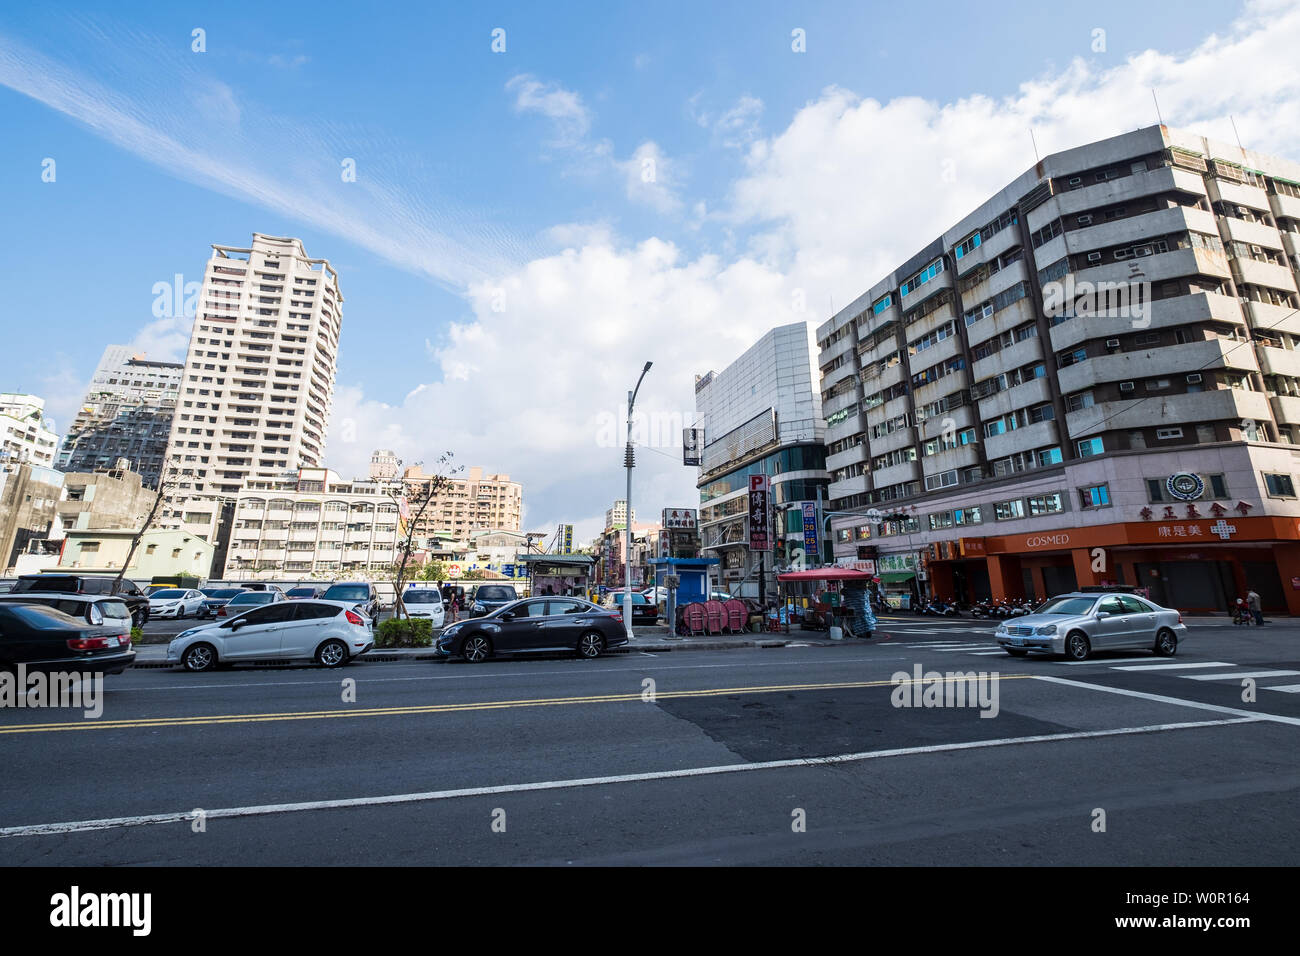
(748, 474, 770, 551)
(801, 502, 819, 562)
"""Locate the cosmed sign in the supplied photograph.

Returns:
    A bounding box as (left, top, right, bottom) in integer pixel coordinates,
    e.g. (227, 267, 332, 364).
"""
(748, 474, 770, 551)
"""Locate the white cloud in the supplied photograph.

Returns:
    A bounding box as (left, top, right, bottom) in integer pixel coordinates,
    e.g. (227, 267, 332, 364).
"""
(618, 141, 682, 213)
(506, 73, 593, 147)
(714, 95, 764, 149)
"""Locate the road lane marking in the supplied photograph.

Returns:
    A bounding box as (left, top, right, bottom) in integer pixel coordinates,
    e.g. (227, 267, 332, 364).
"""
(1181, 670, 1300, 681)
(0, 715, 1257, 839)
(1264, 684, 1300, 694)
(1033, 675, 1300, 726)
(0, 675, 1035, 735)
(1110, 662, 1236, 671)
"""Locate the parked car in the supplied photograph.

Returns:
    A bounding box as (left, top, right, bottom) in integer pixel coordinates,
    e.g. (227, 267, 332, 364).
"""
(285, 586, 325, 600)
(320, 582, 380, 621)
(197, 587, 249, 619)
(995, 590, 1187, 660)
(400, 588, 446, 628)
(468, 584, 519, 617)
(148, 588, 207, 619)
(602, 590, 659, 625)
(435, 597, 627, 662)
(167, 600, 374, 671)
(216, 589, 286, 618)
(0, 592, 134, 630)
(12, 573, 151, 628)
(0, 602, 135, 675)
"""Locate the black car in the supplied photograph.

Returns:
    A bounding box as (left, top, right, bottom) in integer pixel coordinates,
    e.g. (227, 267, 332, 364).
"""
(321, 582, 380, 621)
(285, 586, 325, 600)
(12, 574, 151, 628)
(601, 590, 659, 625)
(468, 584, 518, 617)
(436, 597, 627, 662)
(198, 587, 249, 619)
(0, 603, 136, 674)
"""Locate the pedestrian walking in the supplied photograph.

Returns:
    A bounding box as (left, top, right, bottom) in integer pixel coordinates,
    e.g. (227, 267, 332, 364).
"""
(1248, 588, 1265, 625)
(449, 592, 460, 623)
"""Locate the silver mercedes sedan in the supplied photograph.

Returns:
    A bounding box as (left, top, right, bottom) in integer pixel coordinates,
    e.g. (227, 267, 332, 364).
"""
(994, 590, 1187, 661)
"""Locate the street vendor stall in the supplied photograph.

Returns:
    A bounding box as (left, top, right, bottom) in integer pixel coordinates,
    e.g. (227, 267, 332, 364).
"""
(516, 553, 596, 598)
(775, 567, 877, 638)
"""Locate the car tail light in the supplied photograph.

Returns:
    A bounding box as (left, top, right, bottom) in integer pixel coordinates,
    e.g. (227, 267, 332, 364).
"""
(607, 611, 622, 622)
(345, 610, 365, 626)
(67, 635, 114, 651)
(1178, 613, 1183, 625)
(217, 606, 227, 617)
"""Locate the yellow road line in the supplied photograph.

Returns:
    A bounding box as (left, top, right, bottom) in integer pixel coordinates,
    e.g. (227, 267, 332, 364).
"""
(0, 675, 1031, 734)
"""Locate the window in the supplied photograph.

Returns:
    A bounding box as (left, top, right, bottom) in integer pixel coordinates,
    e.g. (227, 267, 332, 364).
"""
(1079, 484, 1110, 508)
(1077, 438, 1104, 458)
(1210, 474, 1228, 498)
(1155, 427, 1184, 440)
(872, 294, 893, 315)
(901, 258, 944, 296)
(1023, 493, 1061, 516)
(995, 499, 1026, 520)
(1066, 392, 1095, 412)
(79, 542, 100, 553)
(955, 232, 981, 259)
(1264, 473, 1296, 497)
(929, 511, 954, 530)
(1038, 447, 1063, 466)
(954, 505, 982, 526)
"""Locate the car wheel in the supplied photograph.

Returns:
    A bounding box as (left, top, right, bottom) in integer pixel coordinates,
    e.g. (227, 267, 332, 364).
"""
(183, 643, 218, 672)
(1064, 631, 1091, 661)
(1154, 628, 1178, 657)
(577, 631, 605, 659)
(316, 639, 349, 668)
(1005, 648, 1028, 657)
(462, 635, 492, 663)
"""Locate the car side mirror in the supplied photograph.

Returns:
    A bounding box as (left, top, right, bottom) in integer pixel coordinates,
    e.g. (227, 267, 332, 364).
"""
(1095, 610, 1109, 618)
(230, 618, 247, 630)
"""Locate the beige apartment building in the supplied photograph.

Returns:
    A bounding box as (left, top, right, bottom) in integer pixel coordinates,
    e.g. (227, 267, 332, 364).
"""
(402, 465, 522, 538)
(162, 234, 342, 544)
(817, 124, 1300, 614)
(224, 467, 402, 577)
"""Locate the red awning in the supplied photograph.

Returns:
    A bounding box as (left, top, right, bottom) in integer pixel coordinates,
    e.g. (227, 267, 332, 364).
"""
(776, 568, 875, 582)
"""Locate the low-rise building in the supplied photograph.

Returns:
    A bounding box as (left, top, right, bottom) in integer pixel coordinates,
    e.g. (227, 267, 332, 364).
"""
(0, 463, 64, 574)
(56, 465, 158, 533)
(0, 393, 59, 469)
(57, 527, 215, 581)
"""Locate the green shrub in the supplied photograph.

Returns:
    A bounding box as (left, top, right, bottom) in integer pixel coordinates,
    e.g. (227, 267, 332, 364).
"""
(375, 617, 434, 648)
(130, 626, 144, 641)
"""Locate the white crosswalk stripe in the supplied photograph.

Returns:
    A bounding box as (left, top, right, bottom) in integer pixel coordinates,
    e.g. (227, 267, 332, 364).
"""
(1182, 670, 1300, 682)
(1110, 661, 1235, 671)
(1263, 684, 1300, 694)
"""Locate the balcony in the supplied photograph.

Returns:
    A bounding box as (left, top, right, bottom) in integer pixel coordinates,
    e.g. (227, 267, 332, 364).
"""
(1061, 206, 1218, 262)
(984, 418, 1060, 460)
(910, 331, 963, 371)
(871, 459, 920, 489)
(1033, 166, 1208, 229)
(824, 387, 860, 417)
(921, 443, 980, 476)
(1221, 216, 1285, 251)
(972, 336, 1045, 384)
(977, 376, 1052, 422)
(962, 260, 1029, 309)
(1269, 191, 1300, 222)
(1071, 246, 1232, 289)
(821, 358, 857, 391)
(1057, 338, 1258, 393)
(919, 404, 975, 441)
(1206, 178, 1270, 213)
(1271, 394, 1300, 425)
(1064, 387, 1272, 434)
(903, 301, 958, 343)
(828, 473, 870, 499)
(1245, 299, 1300, 336)
(826, 442, 868, 472)
(874, 424, 917, 456)
(1048, 291, 1244, 353)
(1257, 345, 1300, 379)
(913, 371, 969, 411)
(965, 295, 1037, 349)
(1232, 256, 1297, 294)
(865, 395, 909, 429)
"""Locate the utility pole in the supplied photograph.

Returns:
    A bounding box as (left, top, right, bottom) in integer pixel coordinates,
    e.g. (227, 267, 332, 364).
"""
(624, 361, 652, 643)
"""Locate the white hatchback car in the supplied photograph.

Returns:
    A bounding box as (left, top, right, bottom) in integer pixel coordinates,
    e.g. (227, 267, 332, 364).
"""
(167, 599, 374, 671)
(400, 587, 446, 628)
(149, 588, 206, 619)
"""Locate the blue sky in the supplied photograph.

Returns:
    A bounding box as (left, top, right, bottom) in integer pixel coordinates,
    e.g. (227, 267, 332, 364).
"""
(0, 0, 1291, 541)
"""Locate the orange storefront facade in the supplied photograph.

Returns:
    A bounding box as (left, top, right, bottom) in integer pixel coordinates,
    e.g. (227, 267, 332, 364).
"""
(923, 515, 1300, 614)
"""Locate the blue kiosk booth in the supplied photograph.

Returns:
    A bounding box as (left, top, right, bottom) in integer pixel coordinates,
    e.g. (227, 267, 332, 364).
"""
(648, 557, 719, 632)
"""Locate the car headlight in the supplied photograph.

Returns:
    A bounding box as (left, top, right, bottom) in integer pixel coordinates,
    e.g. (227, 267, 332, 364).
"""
(175, 628, 199, 640)
(473, 603, 485, 612)
(996, 623, 1007, 633)
(1035, 624, 1057, 635)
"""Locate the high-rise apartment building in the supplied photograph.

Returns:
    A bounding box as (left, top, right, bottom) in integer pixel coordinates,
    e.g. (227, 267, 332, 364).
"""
(0, 393, 59, 469)
(816, 124, 1300, 613)
(402, 465, 522, 538)
(605, 499, 635, 530)
(369, 448, 400, 480)
(163, 234, 342, 544)
(696, 323, 828, 596)
(57, 345, 183, 488)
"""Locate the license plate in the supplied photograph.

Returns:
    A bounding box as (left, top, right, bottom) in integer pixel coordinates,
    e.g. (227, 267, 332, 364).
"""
(1011, 637, 1024, 645)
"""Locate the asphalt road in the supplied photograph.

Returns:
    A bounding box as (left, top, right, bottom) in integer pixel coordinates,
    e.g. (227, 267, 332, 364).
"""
(2, 617, 1297, 865)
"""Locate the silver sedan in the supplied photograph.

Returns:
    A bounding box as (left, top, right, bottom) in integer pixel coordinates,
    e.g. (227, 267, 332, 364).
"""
(994, 591, 1187, 661)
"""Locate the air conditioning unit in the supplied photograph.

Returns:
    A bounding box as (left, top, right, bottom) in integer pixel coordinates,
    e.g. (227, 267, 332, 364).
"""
(1186, 373, 1203, 384)
(1077, 215, 1093, 225)
(1087, 251, 1102, 262)
(1105, 338, 1121, 349)
(1068, 176, 1082, 186)
(1119, 381, 1136, 393)
(1114, 249, 1130, 260)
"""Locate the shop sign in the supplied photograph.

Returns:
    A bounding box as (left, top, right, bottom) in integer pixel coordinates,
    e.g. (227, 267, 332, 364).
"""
(959, 537, 986, 557)
(662, 508, 697, 529)
(1166, 473, 1205, 501)
(748, 475, 770, 551)
(1024, 533, 1071, 548)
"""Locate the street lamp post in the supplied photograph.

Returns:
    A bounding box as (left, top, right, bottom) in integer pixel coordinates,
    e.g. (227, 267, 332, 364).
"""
(624, 361, 653, 642)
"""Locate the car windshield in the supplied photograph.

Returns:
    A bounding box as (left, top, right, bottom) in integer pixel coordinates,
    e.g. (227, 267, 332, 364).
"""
(475, 587, 516, 602)
(1035, 596, 1097, 616)
(405, 590, 441, 603)
(323, 585, 369, 601)
(152, 589, 186, 599)
(230, 592, 274, 605)
(287, 588, 316, 597)
(14, 577, 78, 593)
(209, 589, 244, 598)
(99, 601, 131, 620)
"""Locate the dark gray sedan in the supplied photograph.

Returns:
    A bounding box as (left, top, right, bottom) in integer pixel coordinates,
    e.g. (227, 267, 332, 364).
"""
(995, 590, 1187, 661)
(435, 597, 627, 662)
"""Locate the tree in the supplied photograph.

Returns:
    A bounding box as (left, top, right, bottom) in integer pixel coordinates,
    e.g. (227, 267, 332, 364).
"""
(388, 452, 461, 621)
(111, 458, 192, 596)
(417, 559, 448, 582)
(461, 568, 486, 581)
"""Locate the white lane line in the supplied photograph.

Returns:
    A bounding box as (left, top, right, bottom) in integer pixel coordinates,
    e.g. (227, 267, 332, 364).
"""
(934, 644, 1003, 651)
(1264, 684, 1300, 694)
(1182, 670, 1300, 682)
(1110, 661, 1236, 671)
(0, 716, 1258, 839)
(1033, 675, 1300, 727)
(970, 651, 1008, 656)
